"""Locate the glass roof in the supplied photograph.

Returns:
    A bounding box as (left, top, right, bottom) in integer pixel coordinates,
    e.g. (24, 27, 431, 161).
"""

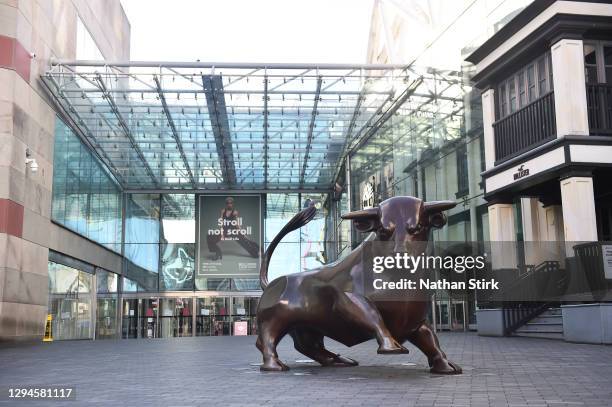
(42, 61, 463, 191)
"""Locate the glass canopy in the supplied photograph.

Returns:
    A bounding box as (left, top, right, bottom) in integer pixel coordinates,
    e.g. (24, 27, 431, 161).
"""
(42, 61, 464, 191)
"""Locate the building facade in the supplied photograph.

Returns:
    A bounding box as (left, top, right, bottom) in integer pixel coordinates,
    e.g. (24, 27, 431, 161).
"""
(0, 0, 129, 341)
(1, 0, 610, 343)
(467, 0, 612, 245)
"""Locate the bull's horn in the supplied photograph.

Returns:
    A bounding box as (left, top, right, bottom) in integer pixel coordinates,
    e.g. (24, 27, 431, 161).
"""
(422, 200, 457, 214)
(341, 207, 379, 220)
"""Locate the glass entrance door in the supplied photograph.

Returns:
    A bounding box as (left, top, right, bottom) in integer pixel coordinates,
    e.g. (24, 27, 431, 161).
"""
(195, 297, 230, 336)
(231, 297, 259, 336)
(436, 301, 450, 331)
(450, 300, 466, 331)
(140, 298, 159, 338)
(160, 298, 193, 338)
(96, 297, 118, 339)
(122, 298, 160, 338)
(122, 298, 139, 338)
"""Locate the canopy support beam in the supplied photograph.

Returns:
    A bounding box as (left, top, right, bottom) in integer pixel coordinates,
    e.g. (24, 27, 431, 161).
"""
(153, 76, 197, 187)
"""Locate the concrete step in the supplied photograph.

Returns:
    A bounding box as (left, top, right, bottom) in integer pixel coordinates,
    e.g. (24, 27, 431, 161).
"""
(510, 307, 564, 340)
(525, 321, 563, 326)
(513, 331, 565, 340)
(529, 316, 563, 324)
(518, 323, 563, 333)
(541, 307, 562, 316)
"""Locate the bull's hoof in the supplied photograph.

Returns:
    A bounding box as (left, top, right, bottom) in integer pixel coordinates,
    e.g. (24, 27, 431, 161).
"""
(377, 344, 410, 354)
(331, 355, 359, 367)
(430, 358, 462, 375)
(260, 359, 290, 372)
(377, 337, 409, 355)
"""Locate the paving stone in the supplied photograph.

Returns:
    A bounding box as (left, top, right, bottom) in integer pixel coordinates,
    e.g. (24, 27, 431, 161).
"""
(0, 333, 611, 406)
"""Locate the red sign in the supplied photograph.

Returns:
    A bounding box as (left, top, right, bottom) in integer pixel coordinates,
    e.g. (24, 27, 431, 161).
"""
(233, 321, 248, 336)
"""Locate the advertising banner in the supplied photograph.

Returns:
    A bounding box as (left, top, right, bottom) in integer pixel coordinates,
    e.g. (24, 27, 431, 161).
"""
(198, 195, 261, 277)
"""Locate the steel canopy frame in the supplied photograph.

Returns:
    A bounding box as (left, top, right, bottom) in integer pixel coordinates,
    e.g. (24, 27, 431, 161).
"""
(153, 75, 196, 187)
(42, 60, 464, 192)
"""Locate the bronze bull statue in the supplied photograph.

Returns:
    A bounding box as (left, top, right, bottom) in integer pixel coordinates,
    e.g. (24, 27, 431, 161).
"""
(255, 195, 461, 374)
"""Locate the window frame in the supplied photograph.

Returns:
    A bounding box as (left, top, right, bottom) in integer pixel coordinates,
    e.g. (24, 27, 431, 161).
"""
(584, 40, 612, 84)
(496, 51, 553, 120)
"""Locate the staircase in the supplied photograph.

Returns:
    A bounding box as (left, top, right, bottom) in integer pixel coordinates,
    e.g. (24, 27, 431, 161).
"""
(513, 307, 564, 340)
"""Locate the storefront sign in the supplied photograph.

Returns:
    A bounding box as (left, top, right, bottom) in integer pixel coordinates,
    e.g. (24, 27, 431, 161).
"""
(513, 164, 529, 180)
(485, 147, 565, 193)
(233, 321, 248, 336)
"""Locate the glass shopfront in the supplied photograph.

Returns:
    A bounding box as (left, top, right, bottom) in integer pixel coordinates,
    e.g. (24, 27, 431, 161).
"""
(121, 298, 139, 339)
(196, 297, 230, 336)
(49, 190, 336, 340)
(96, 269, 119, 339)
(118, 294, 259, 338)
(160, 298, 193, 338)
(48, 261, 94, 340)
(231, 297, 259, 336)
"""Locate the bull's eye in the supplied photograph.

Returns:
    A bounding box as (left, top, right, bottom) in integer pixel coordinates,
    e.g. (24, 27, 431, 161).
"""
(378, 224, 394, 239)
(406, 223, 423, 235)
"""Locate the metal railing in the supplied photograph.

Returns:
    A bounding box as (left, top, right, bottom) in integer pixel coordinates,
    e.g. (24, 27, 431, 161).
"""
(586, 83, 612, 135)
(493, 91, 556, 163)
(502, 302, 549, 336)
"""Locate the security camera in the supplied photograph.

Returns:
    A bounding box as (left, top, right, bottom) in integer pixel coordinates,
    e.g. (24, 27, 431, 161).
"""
(25, 148, 38, 173)
(30, 52, 36, 59)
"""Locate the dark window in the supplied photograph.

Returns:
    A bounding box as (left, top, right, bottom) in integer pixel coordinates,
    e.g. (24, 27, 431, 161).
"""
(518, 72, 526, 108)
(509, 78, 517, 113)
(584, 42, 612, 84)
(456, 145, 469, 198)
(548, 52, 554, 90)
(537, 57, 547, 95)
(584, 44, 598, 84)
(479, 134, 486, 172)
(604, 46, 612, 84)
(527, 64, 536, 102)
(496, 52, 553, 120)
(500, 83, 508, 117)
(420, 169, 427, 201)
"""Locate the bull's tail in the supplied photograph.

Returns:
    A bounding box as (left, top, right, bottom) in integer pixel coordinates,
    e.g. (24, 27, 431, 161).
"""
(260, 206, 317, 289)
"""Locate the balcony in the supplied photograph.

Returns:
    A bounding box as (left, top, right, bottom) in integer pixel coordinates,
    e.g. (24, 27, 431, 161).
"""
(586, 83, 612, 135)
(493, 85, 612, 164)
(493, 91, 556, 163)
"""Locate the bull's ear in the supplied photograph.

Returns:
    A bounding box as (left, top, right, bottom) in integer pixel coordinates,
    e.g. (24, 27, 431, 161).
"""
(422, 200, 457, 215)
(429, 212, 447, 229)
(341, 207, 381, 232)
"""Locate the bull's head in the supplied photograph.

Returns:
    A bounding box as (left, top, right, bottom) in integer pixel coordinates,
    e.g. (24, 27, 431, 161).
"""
(341, 196, 456, 253)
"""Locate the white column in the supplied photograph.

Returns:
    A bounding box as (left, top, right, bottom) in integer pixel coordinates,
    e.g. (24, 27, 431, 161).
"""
(481, 88, 496, 170)
(560, 176, 598, 242)
(551, 39, 589, 137)
(521, 198, 540, 242)
(538, 205, 565, 242)
(488, 203, 517, 269)
(522, 199, 566, 265)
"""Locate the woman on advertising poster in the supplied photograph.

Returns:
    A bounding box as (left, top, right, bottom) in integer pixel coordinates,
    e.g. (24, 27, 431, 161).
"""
(206, 197, 260, 261)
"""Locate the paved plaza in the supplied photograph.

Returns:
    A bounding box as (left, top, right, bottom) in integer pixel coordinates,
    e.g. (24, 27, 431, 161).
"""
(1, 333, 611, 406)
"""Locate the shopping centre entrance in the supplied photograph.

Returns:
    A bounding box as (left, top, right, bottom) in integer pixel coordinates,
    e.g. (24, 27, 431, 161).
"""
(41, 60, 478, 341)
(121, 294, 260, 339)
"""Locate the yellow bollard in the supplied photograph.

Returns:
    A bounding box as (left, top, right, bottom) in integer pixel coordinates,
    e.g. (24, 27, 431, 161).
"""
(43, 314, 53, 342)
